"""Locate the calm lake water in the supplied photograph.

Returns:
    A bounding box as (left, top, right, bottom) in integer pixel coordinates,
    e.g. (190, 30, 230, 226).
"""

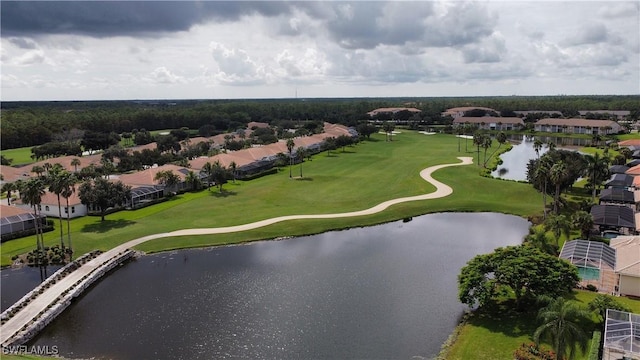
(492, 135, 548, 181)
(20, 213, 529, 359)
(1, 265, 62, 312)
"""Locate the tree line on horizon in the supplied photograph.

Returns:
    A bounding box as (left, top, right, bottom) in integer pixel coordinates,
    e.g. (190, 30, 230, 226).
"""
(2, 95, 638, 150)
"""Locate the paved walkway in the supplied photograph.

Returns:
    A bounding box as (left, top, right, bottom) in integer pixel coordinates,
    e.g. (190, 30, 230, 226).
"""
(0, 157, 473, 345)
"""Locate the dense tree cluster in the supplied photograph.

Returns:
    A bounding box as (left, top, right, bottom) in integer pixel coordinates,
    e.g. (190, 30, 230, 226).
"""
(458, 245, 579, 308)
(78, 178, 131, 221)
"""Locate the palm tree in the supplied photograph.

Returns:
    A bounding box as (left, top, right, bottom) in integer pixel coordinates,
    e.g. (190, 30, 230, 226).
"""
(154, 170, 180, 194)
(463, 123, 474, 152)
(534, 139, 544, 159)
(549, 162, 568, 214)
(60, 173, 77, 258)
(20, 178, 46, 262)
(47, 169, 70, 250)
(2, 182, 16, 205)
(202, 162, 214, 191)
(472, 131, 485, 167)
(286, 139, 295, 178)
(533, 156, 554, 219)
(544, 214, 571, 247)
(524, 227, 556, 255)
(185, 170, 201, 191)
(481, 135, 492, 167)
(534, 297, 590, 360)
(43, 162, 52, 177)
(296, 147, 307, 178)
(571, 211, 594, 240)
(229, 161, 237, 183)
(211, 160, 228, 192)
(484, 132, 507, 167)
(31, 165, 44, 178)
(71, 158, 81, 173)
(382, 122, 395, 141)
(584, 153, 609, 201)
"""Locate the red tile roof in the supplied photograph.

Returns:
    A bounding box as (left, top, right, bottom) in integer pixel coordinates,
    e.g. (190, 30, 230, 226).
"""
(22, 155, 103, 174)
(0, 204, 33, 218)
(0, 165, 33, 183)
(452, 117, 524, 125)
(536, 118, 620, 128)
(128, 143, 158, 153)
(367, 107, 422, 116)
(442, 107, 497, 116)
(626, 165, 640, 176)
(619, 139, 640, 147)
(115, 164, 194, 186)
(40, 185, 83, 206)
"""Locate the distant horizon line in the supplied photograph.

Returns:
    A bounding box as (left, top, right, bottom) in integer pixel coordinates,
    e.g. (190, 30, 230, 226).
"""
(3, 94, 639, 103)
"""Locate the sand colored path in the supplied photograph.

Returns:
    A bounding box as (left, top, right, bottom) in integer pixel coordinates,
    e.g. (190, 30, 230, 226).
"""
(1, 157, 472, 346)
(126, 156, 473, 244)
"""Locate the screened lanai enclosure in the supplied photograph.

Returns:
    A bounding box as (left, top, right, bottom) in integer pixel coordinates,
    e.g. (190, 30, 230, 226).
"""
(603, 309, 640, 360)
(559, 240, 617, 292)
(0, 212, 46, 241)
(127, 185, 165, 209)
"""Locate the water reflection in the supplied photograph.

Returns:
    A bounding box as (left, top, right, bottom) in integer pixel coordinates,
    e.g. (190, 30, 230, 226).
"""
(1, 265, 62, 312)
(492, 135, 548, 181)
(27, 213, 530, 360)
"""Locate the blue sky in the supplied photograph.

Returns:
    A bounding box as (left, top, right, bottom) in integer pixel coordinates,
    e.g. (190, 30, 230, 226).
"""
(1, 1, 638, 101)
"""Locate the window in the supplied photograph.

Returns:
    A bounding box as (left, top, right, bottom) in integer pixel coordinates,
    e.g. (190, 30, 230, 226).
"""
(71, 207, 75, 213)
(45, 206, 50, 211)
(64, 207, 68, 214)
(38, 205, 41, 211)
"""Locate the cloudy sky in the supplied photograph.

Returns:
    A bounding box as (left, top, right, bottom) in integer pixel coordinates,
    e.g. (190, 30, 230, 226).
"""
(1, 1, 638, 101)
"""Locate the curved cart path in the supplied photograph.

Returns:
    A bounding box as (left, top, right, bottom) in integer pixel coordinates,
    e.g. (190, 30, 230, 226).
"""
(0, 157, 472, 346)
(125, 156, 473, 245)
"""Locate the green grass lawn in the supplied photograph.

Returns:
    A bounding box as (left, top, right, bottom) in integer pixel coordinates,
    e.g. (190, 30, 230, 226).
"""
(1, 146, 35, 166)
(445, 290, 640, 360)
(1, 131, 544, 265)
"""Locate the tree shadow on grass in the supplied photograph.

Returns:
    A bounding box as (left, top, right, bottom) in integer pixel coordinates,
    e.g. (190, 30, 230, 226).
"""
(210, 190, 237, 198)
(468, 299, 539, 339)
(82, 219, 136, 233)
(293, 177, 314, 181)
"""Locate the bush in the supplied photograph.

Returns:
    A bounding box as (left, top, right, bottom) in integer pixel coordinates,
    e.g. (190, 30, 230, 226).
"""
(586, 284, 598, 292)
(588, 331, 601, 360)
(514, 343, 556, 360)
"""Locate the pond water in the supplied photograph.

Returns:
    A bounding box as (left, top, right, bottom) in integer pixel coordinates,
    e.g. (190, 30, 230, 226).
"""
(1, 265, 62, 312)
(18, 213, 529, 359)
(492, 135, 548, 181)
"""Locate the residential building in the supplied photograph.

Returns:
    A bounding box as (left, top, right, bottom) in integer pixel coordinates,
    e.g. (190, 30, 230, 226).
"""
(534, 118, 622, 134)
(609, 236, 640, 298)
(1, 205, 47, 240)
(590, 205, 636, 235)
(578, 110, 630, 120)
(452, 117, 524, 131)
(14, 185, 86, 219)
(441, 107, 497, 119)
(367, 107, 421, 117)
(605, 174, 634, 190)
(599, 188, 638, 211)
